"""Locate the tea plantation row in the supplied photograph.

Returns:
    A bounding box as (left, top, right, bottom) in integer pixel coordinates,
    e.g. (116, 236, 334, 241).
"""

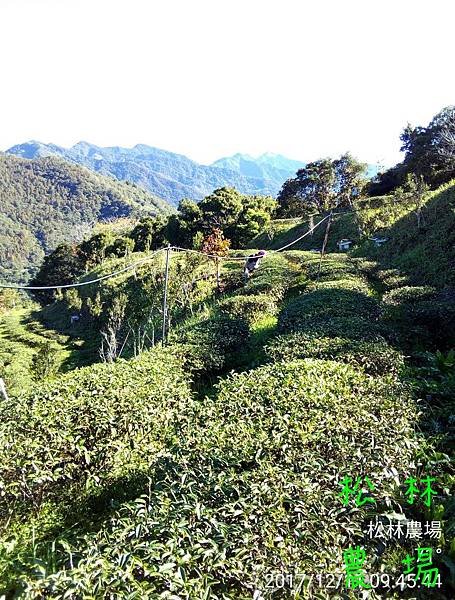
(0, 251, 450, 599)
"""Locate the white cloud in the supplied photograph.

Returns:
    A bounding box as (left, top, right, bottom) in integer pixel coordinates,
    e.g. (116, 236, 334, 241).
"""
(0, 0, 454, 166)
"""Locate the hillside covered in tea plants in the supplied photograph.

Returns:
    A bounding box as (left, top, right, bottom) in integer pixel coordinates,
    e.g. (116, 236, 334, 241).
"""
(1, 106, 454, 598)
(0, 200, 454, 597)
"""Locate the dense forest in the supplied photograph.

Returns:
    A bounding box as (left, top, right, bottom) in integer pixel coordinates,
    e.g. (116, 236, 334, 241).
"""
(0, 154, 169, 283)
(0, 105, 454, 598)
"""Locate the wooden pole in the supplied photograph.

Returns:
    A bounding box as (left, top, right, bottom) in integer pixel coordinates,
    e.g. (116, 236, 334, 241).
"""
(162, 245, 171, 345)
(317, 212, 333, 282)
(215, 256, 220, 292)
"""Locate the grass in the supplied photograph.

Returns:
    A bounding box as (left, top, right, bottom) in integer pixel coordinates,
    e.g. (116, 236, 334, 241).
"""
(355, 179, 455, 288)
(0, 306, 89, 396)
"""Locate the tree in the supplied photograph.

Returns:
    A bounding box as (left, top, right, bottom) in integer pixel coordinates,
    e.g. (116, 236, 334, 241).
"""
(370, 106, 455, 196)
(399, 107, 455, 184)
(164, 189, 276, 250)
(277, 159, 336, 216)
(394, 173, 429, 229)
(201, 228, 231, 291)
(164, 199, 202, 248)
(277, 155, 367, 218)
(437, 107, 455, 164)
(0, 289, 21, 314)
(130, 216, 167, 252)
(333, 154, 368, 235)
(32, 244, 84, 304)
(106, 237, 135, 258)
(333, 154, 368, 208)
(198, 187, 243, 233)
(228, 195, 277, 247)
(79, 232, 114, 270)
(99, 293, 128, 362)
(368, 163, 407, 196)
(65, 288, 82, 312)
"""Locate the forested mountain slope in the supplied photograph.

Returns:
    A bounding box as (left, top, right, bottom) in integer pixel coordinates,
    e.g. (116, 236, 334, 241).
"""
(0, 154, 168, 283)
(7, 142, 290, 205)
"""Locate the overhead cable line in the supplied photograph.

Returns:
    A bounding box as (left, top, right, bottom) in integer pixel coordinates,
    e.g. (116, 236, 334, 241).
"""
(172, 214, 332, 259)
(0, 249, 164, 291)
(0, 211, 338, 291)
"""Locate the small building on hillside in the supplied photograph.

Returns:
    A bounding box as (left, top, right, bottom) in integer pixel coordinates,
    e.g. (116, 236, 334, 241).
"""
(337, 239, 354, 251)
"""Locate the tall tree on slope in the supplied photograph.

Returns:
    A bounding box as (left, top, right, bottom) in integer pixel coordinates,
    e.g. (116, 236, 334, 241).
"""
(277, 154, 367, 217)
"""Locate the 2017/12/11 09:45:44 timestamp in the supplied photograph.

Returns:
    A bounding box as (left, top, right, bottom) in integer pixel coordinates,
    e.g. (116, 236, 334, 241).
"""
(263, 572, 442, 591)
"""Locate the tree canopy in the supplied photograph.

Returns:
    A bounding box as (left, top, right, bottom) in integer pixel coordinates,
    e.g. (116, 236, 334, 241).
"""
(30, 187, 277, 297)
(370, 106, 455, 195)
(277, 154, 368, 217)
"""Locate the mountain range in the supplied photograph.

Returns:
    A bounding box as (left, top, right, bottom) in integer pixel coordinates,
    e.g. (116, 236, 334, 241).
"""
(6, 142, 305, 206)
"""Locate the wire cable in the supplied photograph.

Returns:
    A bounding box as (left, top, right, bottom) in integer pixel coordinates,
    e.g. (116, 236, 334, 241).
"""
(0, 249, 164, 291)
(172, 214, 331, 260)
(0, 211, 339, 290)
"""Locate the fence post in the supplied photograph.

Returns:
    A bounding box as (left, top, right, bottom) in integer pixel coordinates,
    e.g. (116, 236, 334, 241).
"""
(162, 245, 171, 345)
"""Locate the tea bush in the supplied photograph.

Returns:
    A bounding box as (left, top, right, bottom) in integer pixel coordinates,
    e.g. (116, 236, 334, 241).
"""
(375, 269, 410, 290)
(277, 287, 380, 333)
(315, 277, 373, 295)
(241, 278, 287, 301)
(303, 254, 358, 281)
(174, 315, 250, 374)
(244, 252, 300, 291)
(265, 333, 405, 376)
(0, 346, 193, 519)
(380, 286, 455, 348)
(20, 359, 418, 598)
(382, 286, 437, 306)
(217, 293, 278, 325)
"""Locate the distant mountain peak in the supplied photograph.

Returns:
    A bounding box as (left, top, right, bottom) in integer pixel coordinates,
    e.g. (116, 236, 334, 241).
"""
(211, 152, 306, 187)
(6, 141, 303, 205)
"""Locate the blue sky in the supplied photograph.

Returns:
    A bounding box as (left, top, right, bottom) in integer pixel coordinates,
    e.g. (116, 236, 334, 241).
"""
(0, 0, 454, 166)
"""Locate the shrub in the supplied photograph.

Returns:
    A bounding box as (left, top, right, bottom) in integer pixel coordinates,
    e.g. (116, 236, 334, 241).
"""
(241, 278, 287, 301)
(285, 315, 388, 342)
(175, 315, 250, 374)
(375, 268, 410, 289)
(349, 258, 378, 274)
(385, 297, 455, 350)
(0, 347, 192, 518)
(17, 359, 418, 598)
(303, 253, 358, 281)
(277, 288, 380, 333)
(244, 252, 299, 290)
(380, 286, 455, 349)
(30, 341, 60, 380)
(315, 277, 373, 295)
(0, 289, 23, 314)
(382, 286, 437, 306)
(265, 333, 405, 376)
(217, 293, 277, 325)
